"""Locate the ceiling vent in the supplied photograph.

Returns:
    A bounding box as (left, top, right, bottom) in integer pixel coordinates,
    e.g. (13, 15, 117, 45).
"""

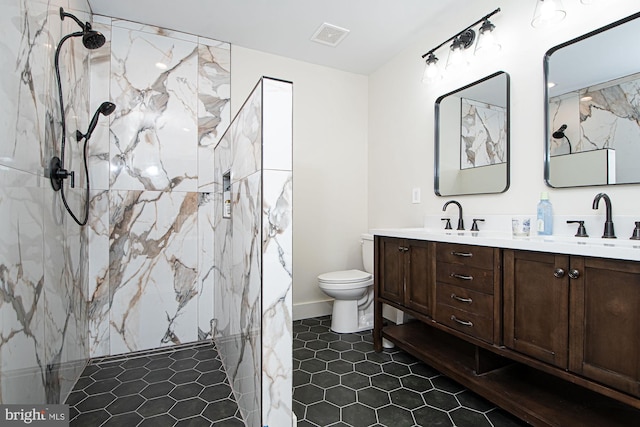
(310, 23, 350, 47)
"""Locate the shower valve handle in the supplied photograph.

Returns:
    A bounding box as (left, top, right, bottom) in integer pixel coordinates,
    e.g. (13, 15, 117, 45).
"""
(69, 170, 75, 188)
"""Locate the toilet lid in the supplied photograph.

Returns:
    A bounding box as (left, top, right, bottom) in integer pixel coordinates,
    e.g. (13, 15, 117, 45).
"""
(318, 269, 372, 284)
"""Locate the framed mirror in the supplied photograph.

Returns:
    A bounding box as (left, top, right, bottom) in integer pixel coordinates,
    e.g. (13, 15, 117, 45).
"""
(435, 71, 510, 196)
(545, 11, 640, 188)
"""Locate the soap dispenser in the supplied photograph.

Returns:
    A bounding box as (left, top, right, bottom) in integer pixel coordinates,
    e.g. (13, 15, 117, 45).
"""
(536, 192, 553, 235)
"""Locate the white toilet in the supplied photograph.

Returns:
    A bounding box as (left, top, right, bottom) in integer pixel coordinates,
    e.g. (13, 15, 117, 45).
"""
(318, 234, 374, 333)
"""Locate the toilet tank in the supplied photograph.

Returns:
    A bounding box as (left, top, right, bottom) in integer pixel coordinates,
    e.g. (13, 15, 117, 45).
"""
(361, 233, 374, 274)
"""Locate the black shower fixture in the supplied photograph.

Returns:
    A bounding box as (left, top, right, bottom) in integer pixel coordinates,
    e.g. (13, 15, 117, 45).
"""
(49, 8, 114, 226)
(76, 102, 116, 142)
(552, 124, 572, 153)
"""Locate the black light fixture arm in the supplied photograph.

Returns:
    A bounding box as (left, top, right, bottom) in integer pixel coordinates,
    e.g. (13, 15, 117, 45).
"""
(421, 8, 501, 59)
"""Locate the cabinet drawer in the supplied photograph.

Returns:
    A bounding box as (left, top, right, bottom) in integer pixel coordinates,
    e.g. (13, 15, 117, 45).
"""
(436, 242, 494, 269)
(436, 303, 494, 343)
(436, 262, 493, 294)
(436, 283, 493, 317)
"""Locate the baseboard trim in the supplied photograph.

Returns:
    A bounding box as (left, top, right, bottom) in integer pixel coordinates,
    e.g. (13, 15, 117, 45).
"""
(293, 300, 333, 321)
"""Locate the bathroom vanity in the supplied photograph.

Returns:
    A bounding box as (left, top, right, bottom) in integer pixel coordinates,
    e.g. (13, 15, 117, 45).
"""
(372, 229, 640, 426)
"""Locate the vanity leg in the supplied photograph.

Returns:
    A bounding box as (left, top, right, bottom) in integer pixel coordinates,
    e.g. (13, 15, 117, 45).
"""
(373, 299, 383, 352)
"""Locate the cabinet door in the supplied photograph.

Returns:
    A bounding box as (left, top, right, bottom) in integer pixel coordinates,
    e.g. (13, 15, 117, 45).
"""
(503, 250, 569, 368)
(404, 240, 432, 316)
(377, 236, 405, 304)
(570, 257, 640, 397)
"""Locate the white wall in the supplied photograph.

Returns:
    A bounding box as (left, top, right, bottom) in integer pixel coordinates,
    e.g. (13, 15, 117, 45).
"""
(231, 46, 369, 317)
(369, 1, 640, 229)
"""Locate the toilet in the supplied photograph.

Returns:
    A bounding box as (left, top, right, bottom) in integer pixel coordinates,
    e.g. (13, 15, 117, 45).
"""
(318, 234, 374, 333)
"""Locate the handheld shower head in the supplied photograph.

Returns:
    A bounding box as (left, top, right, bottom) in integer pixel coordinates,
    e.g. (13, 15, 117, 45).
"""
(552, 124, 567, 139)
(76, 102, 116, 141)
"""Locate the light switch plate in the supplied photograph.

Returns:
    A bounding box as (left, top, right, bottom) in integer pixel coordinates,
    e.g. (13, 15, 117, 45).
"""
(412, 187, 421, 204)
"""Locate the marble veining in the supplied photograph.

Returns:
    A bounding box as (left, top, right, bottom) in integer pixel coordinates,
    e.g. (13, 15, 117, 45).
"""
(461, 98, 507, 169)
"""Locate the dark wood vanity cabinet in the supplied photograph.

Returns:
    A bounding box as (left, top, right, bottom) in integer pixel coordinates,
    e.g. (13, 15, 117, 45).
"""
(569, 257, 640, 398)
(503, 250, 570, 368)
(375, 236, 432, 315)
(504, 250, 640, 397)
(375, 237, 640, 425)
(434, 243, 500, 344)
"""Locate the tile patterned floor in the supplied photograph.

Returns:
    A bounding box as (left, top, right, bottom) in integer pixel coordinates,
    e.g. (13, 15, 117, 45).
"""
(65, 341, 245, 426)
(293, 316, 528, 427)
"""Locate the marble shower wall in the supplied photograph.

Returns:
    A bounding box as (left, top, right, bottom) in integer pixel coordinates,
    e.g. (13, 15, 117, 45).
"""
(86, 17, 230, 357)
(214, 78, 293, 427)
(549, 73, 640, 182)
(0, 0, 92, 404)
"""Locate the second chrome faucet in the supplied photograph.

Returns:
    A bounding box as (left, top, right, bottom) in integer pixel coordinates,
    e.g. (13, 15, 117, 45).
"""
(443, 200, 464, 230)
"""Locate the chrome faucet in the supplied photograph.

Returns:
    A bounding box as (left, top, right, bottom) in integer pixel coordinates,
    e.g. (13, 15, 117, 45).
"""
(443, 200, 464, 230)
(592, 193, 616, 238)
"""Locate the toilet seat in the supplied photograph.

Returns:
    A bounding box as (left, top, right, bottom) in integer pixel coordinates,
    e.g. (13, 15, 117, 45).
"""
(318, 269, 373, 290)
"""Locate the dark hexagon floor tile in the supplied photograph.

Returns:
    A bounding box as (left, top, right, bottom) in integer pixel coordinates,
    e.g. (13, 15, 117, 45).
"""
(311, 371, 340, 389)
(137, 396, 177, 417)
(101, 411, 144, 426)
(169, 397, 207, 420)
(383, 361, 411, 377)
(76, 392, 117, 413)
(194, 358, 222, 373)
(318, 331, 341, 342)
(170, 358, 199, 372)
(339, 333, 364, 343)
(120, 356, 150, 369)
(354, 360, 382, 376)
(297, 332, 319, 341)
(70, 409, 110, 426)
(328, 340, 352, 352)
(341, 371, 370, 390)
(370, 373, 402, 391)
(424, 389, 460, 411)
(306, 339, 329, 351)
(352, 341, 373, 353)
(450, 407, 493, 427)
(401, 374, 433, 393)
(357, 387, 390, 408)
(315, 348, 341, 362)
(412, 405, 454, 426)
(293, 370, 311, 387)
(141, 381, 175, 399)
(410, 363, 441, 379)
(111, 379, 147, 397)
(85, 378, 120, 395)
(299, 358, 327, 374)
(105, 393, 145, 415)
(138, 413, 177, 427)
(145, 357, 174, 370)
(174, 415, 210, 426)
(201, 398, 240, 422)
(325, 385, 356, 407)
(391, 351, 419, 365)
(169, 369, 201, 385)
(169, 348, 198, 361)
(327, 359, 354, 375)
(143, 368, 174, 383)
(293, 347, 315, 361)
(196, 369, 227, 386)
(199, 382, 232, 402)
(90, 366, 125, 381)
(377, 404, 415, 427)
(341, 350, 366, 363)
(342, 402, 378, 427)
(366, 351, 392, 364)
(456, 390, 495, 412)
(170, 382, 205, 401)
(432, 375, 465, 393)
(192, 349, 218, 361)
(71, 376, 94, 391)
(390, 388, 424, 410)
(294, 383, 325, 405)
(65, 390, 87, 406)
(305, 401, 341, 426)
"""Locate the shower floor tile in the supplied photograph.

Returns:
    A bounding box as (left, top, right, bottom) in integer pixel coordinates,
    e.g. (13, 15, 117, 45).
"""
(66, 342, 245, 426)
(294, 316, 528, 427)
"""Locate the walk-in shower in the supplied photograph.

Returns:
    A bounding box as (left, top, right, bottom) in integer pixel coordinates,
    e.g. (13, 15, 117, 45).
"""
(49, 7, 114, 226)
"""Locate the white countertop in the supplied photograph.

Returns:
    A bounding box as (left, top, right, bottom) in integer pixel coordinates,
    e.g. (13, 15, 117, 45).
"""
(371, 227, 640, 262)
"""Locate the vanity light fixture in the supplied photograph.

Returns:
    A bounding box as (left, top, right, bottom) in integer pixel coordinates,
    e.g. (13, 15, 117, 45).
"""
(420, 8, 500, 83)
(531, 0, 566, 28)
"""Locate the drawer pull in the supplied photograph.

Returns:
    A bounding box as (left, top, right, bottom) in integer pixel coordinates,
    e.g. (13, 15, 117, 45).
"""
(451, 251, 473, 257)
(450, 273, 473, 281)
(451, 293, 473, 304)
(451, 315, 473, 327)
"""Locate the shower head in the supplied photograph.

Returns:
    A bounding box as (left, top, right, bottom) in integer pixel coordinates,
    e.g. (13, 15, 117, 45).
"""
(76, 102, 116, 141)
(552, 124, 567, 139)
(59, 7, 106, 50)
